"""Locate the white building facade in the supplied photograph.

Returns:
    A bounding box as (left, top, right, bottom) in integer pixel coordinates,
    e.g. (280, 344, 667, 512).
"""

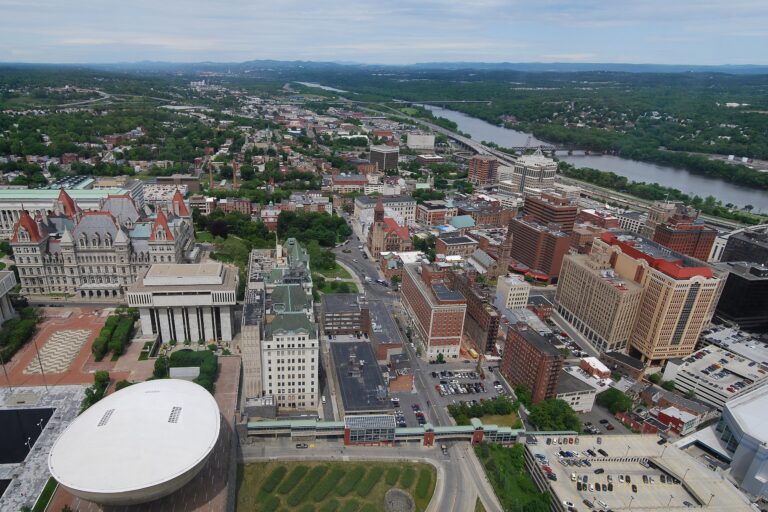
(127, 262, 238, 343)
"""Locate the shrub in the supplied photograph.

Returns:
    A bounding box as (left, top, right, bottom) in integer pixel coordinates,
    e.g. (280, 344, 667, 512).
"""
(287, 465, 328, 506)
(114, 380, 133, 391)
(385, 467, 400, 486)
(336, 468, 365, 497)
(311, 467, 345, 502)
(261, 466, 288, 493)
(415, 468, 431, 499)
(399, 467, 416, 488)
(256, 491, 279, 511)
(596, 387, 633, 414)
(278, 465, 309, 495)
(298, 505, 315, 512)
(355, 467, 383, 497)
(319, 500, 340, 512)
(340, 500, 360, 512)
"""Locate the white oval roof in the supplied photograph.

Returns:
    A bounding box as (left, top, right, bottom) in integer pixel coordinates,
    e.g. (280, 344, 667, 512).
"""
(49, 379, 220, 494)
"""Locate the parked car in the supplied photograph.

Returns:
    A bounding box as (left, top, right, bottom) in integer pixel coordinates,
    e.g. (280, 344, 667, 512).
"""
(296, 443, 308, 449)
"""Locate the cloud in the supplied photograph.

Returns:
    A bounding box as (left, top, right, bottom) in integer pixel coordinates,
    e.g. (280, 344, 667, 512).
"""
(0, 0, 765, 63)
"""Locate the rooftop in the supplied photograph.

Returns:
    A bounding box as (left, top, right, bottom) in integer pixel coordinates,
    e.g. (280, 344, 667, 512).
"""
(48, 379, 220, 495)
(556, 370, 597, 395)
(535, 434, 752, 511)
(602, 232, 713, 279)
(700, 327, 768, 366)
(725, 384, 768, 441)
(322, 293, 362, 315)
(330, 342, 390, 413)
(510, 324, 562, 357)
(144, 262, 224, 286)
(438, 235, 477, 246)
(674, 345, 768, 396)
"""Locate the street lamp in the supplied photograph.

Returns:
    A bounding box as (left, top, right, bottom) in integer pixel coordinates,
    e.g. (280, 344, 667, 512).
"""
(32, 336, 48, 392)
(628, 496, 634, 510)
(683, 468, 690, 482)
(37, 418, 44, 432)
(667, 494, 674, 507)
(661, 444, 668, 458)
(708, 493, 715, 506)
(24, 436, 31, 450)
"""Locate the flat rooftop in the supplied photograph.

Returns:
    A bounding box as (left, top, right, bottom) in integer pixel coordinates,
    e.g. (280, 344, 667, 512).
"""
(130, 263, 237, 293)
(322, 293, 361, 315)
(330, 342, 391, 414)
(677, 345, 768, 394)
(533, 434, 752, 511)
(701, 327, 768, 366)
(368, 300, 401, 346)
(438, 235, 477, 245)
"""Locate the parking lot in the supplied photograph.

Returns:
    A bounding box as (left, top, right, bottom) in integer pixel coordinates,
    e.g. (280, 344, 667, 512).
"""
(424, 367, 506, 408)
(529, 434, 747, 511)
(389, 391, 430, 427)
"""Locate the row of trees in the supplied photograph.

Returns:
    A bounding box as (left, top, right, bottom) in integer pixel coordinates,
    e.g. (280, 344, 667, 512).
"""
(527, 399, 582, 432)
(447, 396, 519, 426)
(91, 309, 138, 361)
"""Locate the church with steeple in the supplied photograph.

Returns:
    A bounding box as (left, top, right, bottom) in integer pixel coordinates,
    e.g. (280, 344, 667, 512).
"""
(11, 188, 197, 301)
(366, 197, 412, 260)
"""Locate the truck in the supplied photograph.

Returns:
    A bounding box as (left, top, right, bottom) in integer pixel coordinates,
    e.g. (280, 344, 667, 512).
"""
(468, 348, 479, 359)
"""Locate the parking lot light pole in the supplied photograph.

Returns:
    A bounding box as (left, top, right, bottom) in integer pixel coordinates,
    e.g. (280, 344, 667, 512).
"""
(668, 494, 674, 506)
(708, 493, 715, 506)
(628, 496, 634, 510)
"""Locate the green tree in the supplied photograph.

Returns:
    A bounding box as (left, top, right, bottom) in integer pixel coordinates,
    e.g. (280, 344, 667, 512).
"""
(528, 399, 581, 432)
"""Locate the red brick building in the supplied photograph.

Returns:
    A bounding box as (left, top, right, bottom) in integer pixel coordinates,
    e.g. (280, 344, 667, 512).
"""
(652, 216, 717, 261)
(508, 217, 572, 283)
(468, 155, 499, 186)
(416, 200, 457, 226)
(216, 197, 252, 215)
(500, 323, 563, 404)
(576, 208, 620, 229)
(522, 194, 578, 232)
(401, 262, 467, 360)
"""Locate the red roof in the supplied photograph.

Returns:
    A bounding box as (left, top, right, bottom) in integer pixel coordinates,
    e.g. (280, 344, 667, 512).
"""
(11, 210, 44, 243)
(149, 210, 174, 241)
(57, 188, 79, 218)
(171, 189, 190, 217)
(600, 232, 713, 279)
(383, 218, 409, 241)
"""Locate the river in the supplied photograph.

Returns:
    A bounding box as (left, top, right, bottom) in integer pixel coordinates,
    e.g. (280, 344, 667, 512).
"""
(423, 104, 768, 211)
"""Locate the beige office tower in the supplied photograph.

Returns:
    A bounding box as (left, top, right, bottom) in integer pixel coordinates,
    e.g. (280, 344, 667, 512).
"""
(595, 233, 724, 366)
(555, 250, 644, 353)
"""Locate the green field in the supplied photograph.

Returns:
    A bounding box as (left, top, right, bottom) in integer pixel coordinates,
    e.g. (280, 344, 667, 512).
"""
(237, 461, 436, 512)
(480, 413, 522, 428)
(315, 263, 352, 280)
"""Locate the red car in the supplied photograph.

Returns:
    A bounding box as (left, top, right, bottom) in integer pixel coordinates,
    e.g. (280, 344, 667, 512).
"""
(542, 465, 553, 473)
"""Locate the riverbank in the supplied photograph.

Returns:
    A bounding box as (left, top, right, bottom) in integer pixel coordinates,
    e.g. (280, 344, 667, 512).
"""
(419, 104, 768, 211)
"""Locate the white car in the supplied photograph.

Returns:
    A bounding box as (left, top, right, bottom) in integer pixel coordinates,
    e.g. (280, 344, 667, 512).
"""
(563, 501, 574, 508)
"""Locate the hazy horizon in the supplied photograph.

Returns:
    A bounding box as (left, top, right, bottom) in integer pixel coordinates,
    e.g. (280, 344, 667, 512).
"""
(1, 0, 767, 65)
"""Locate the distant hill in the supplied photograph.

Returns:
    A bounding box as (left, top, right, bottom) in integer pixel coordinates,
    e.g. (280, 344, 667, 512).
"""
(2, 60, 767, 75)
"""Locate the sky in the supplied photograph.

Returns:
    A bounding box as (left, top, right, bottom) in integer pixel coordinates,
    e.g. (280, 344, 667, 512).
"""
(0, 0, 766, 65)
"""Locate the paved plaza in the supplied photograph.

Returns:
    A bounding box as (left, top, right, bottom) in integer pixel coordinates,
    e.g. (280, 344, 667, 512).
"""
(24, 329, 91, 375)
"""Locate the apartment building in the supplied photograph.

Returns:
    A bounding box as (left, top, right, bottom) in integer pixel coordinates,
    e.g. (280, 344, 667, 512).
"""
(508, 217, 572, 283)
(416, 200, 458, 226)
(500, 322, 563, 403)
(495, 274, 531, 310)
(354, 195, 417, 225)
(505, 149, 557, 193)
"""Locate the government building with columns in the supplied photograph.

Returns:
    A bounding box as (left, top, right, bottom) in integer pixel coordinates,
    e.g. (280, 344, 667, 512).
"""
(127, 262, 238, 343)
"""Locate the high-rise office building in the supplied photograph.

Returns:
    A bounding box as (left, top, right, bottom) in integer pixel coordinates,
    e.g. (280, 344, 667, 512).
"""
(597, 233, 724, 365)
(555, 251, 644, 353)
(508, 217, 572, 282)
(468, 155, 499, 186)
(369, 145, 399, 171)
(721, 225, 768, 266)
(714, 262, 768, 331)
(401, 262, 467, 360)
(504, 149, 557, 193)
(522, 193, 578, 232)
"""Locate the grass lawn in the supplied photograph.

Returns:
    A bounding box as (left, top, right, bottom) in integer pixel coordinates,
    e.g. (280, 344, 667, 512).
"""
(315, 263, 352, 280)
(195, 230, 215, 243)
(481, 413, 523, 428)
(400, 107, 419, 116)
(475, 497, 486, 512)
(237, 460, 436, 512)
(317, 281, 359, 294)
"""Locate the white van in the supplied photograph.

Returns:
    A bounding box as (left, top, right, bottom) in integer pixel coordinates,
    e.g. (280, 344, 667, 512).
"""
(321, 396, 327, 405)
